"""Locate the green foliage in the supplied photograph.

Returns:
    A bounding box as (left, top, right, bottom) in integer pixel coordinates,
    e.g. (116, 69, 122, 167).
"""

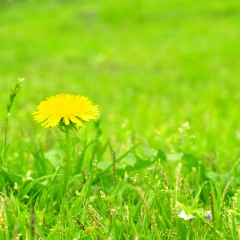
(0, 0, 240, 239)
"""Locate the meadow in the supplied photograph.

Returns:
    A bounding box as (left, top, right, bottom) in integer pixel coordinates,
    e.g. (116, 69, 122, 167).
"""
(0, 0, 240, 239)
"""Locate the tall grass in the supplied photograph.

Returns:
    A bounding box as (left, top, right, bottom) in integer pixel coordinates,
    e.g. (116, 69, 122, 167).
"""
(0, 81, 239, 239)
(1, 78, 24, 167)
(0, 0, 240, 239)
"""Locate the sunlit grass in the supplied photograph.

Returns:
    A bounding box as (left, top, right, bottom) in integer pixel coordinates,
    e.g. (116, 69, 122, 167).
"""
(0, 0, 240, 239)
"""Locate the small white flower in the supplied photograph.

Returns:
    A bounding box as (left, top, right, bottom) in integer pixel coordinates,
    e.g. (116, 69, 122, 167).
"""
(110, 209, 118, 216)
(183, 122, 190, 129)
(178, 210, 195, 220)
(178, 122, 190, 133)
(178, 127, 183, 133)
(205, 210, 212, 222)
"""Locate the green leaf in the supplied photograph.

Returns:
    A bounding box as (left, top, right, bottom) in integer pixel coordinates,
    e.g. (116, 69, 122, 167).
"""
(166, 152, 183, 162)
(182, 153, 200, 169)
(117, 153, 136, 169)
(0, 167, 22, 184)
(97, 160, 112, 171)
(157, 149, 167, 162)
(122, 153, 136, 166)
(44, 149, 63, 168)
(136, 146, 156, 161)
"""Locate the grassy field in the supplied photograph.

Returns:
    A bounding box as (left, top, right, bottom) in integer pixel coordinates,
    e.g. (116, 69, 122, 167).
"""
(0, 0, 240, 239)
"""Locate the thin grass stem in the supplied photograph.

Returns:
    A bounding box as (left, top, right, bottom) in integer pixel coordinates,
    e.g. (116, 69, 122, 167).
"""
(1, 78, 24, 167)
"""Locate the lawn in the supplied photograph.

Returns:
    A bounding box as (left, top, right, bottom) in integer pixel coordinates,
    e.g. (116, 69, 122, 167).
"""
(0, 0, 240, 239)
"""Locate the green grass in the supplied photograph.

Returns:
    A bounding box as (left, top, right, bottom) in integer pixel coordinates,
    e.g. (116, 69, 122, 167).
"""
(0, 0, 240, 239)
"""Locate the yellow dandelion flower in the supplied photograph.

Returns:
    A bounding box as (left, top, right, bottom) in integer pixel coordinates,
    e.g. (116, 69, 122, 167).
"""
(33, 93, 99, 128)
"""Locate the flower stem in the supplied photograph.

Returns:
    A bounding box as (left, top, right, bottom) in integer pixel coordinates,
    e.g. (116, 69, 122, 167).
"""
(64, 127, 71, 194)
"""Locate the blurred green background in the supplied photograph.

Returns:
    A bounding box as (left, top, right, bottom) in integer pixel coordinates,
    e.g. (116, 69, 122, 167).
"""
(1, 0, 240, 166)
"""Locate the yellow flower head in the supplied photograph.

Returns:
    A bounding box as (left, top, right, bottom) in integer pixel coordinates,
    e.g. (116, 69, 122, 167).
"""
(33, 94, 99, 128)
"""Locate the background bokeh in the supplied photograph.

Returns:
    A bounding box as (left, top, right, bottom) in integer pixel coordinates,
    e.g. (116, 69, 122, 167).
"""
(1, 0, 240, 166)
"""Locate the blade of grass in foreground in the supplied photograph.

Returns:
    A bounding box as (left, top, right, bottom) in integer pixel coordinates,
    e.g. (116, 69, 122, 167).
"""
(1, 78, 24, 167)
